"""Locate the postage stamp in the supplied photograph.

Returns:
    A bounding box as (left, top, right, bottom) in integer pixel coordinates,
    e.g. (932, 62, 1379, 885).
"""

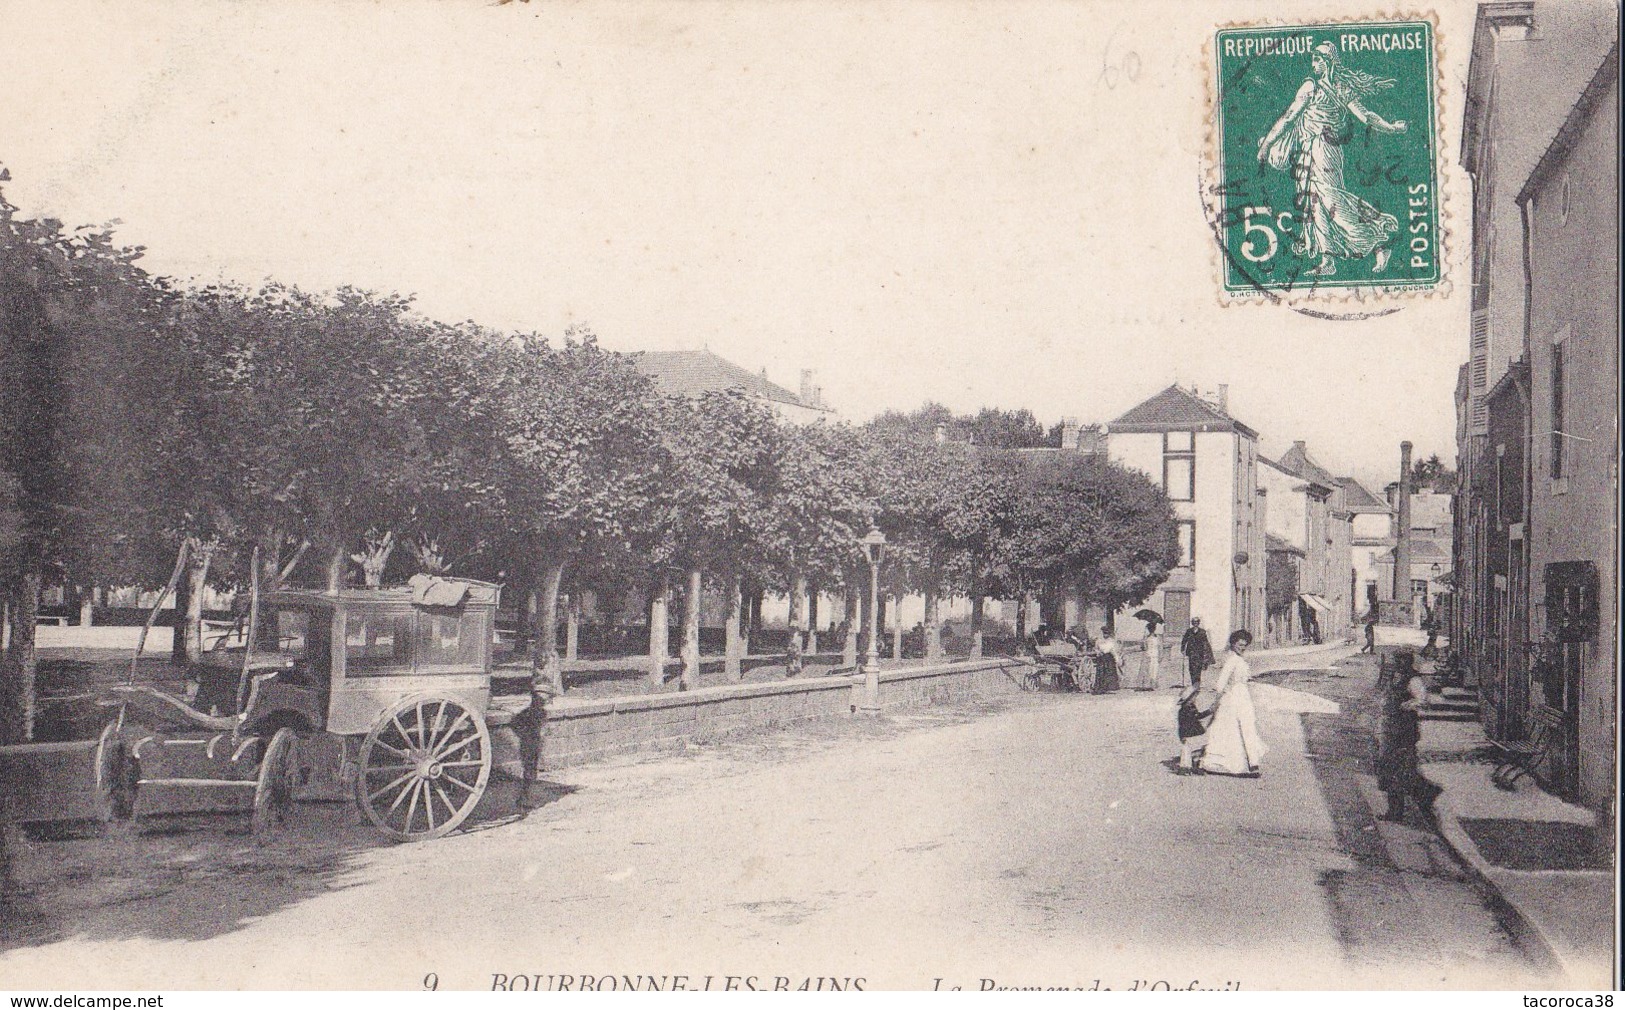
(1208, 18, 1442, 302)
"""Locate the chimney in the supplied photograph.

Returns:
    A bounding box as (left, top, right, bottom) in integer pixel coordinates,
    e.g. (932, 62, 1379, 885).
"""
(1061, 417, 1081, 449)
(1217, 384, 1229, 413)
(1292, 439, 1306, 455)
(799, 369, 814, 404)
(933, 422, 947, 444)
(1392, 441, 1414, 605)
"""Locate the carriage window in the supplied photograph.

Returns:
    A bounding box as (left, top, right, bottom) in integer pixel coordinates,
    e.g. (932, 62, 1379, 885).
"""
(268, 608, 332, 683)
(271, 609, 311, 656)
(415, 610, 483, 668)
(345, 612, 414, 673)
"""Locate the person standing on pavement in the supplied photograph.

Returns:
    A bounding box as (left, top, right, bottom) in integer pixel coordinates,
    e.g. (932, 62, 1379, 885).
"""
(1361, 609, 1378, 654)
(1092, 625, 1121, 693)
(1377, 650, 1427, 820)
(1179, 617, 1215, 687)
(1199, 630, 1267, 777)
(1141, 616, 1163, 691)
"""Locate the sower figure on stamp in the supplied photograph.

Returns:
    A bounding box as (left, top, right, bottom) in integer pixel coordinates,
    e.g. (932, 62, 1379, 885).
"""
(1257, 41, 1408, 277)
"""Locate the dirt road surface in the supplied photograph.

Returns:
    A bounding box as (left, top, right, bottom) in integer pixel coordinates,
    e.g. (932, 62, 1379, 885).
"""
(0, 651, 1548, 990)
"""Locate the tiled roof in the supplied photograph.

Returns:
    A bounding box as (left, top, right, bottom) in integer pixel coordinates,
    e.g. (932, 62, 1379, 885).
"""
(1387, 540, 1450, 562)
(1107, 385, 1257, 437)
(1336, 477, 1391, 513)
(632, 349, 830, 412)
(1276, 442, 1340, 489)
(1266, 533, 1305, 557)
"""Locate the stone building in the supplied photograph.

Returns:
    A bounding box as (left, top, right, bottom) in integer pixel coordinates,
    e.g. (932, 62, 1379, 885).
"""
(1514, 37, 1617, 812)
(1453, 0, 1616, 819)
(1105, 385, 1266, 643)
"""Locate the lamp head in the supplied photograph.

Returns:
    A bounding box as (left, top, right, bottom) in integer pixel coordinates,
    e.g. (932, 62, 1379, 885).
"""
(860, 527, 887, 564)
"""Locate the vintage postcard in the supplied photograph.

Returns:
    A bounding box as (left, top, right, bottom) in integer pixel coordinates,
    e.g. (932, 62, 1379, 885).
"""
(0, 0, 1617, 996)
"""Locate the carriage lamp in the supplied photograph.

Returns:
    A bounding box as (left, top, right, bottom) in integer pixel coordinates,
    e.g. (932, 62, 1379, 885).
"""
(859, 527, 887, 713)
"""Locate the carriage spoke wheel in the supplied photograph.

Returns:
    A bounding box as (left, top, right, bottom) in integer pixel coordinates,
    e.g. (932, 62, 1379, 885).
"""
(252, 728, 300, 844)
(93, 721, 135, 826)
(356, 694, 491, 842)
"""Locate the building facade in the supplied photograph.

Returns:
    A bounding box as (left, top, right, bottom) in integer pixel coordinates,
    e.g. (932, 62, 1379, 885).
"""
(1258, 456, 1335, 643)
(1271, 441, 1357, 641)
(1515, 39, 1617, 812)
(1106, 385, 1266, 643)
(1341, 477, 1393, 619)
(1454, 1, 1617, 821)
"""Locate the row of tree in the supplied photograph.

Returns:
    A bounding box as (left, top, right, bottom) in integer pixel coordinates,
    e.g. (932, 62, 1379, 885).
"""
(0, 179, 1179, 741)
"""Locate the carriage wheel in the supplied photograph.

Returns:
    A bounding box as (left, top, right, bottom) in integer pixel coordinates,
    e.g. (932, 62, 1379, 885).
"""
(356, 694, 491, 842)
(252, 728, 300, 844)
(93, 721, 134, 824)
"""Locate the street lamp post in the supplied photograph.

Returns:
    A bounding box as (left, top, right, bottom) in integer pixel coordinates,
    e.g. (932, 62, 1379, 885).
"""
(860, 527, 886, 714)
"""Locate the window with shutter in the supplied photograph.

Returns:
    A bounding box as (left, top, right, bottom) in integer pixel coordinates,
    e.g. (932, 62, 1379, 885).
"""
(1470, 310, 1490, 433)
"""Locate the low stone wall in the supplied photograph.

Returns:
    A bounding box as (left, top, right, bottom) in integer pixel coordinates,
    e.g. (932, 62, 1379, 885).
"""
(510, 657, 1029, 771)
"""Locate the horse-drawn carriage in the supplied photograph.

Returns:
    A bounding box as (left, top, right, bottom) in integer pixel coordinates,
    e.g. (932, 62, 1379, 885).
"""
(1, 577, 529, 843)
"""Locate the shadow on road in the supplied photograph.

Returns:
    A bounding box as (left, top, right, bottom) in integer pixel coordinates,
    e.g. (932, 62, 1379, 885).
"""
(0, 775, 564, 951)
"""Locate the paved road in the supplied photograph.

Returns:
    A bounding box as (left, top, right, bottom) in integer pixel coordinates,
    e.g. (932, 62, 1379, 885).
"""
(1, 651, 1549, 990)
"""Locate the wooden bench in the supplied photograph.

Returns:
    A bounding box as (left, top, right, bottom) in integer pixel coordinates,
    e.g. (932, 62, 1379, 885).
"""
(1491, 704, 1564, 790)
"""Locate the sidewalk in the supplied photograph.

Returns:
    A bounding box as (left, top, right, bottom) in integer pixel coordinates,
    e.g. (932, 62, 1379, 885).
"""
(1418, 716, 1615, 988)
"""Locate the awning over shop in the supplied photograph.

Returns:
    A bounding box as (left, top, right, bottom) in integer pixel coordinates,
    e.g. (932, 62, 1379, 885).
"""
(1298, 594, 1332, 614)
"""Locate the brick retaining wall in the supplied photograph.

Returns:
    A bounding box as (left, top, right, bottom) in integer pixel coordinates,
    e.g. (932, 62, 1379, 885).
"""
(501, 657, 1029, 772)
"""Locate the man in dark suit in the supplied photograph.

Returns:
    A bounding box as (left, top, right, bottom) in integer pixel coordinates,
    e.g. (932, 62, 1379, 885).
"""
(1179, 617, 1215, 687)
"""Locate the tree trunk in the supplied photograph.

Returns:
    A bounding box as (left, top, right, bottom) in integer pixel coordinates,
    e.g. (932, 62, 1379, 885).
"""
(842, 585, 859, 668)
(325, 542, 347, 593)
(170, 566, 191, 665)
(352, 530, 396, 588)
(533, 563, 564, 696)
(923, 583, 942, 663)
(890, 594, 903, 660)
(648, 573, 669, 688)
(182, 538, 216, 663)
(724, 575, 744, 680)
(679, 567, 702, 691)
(1015, 591, 1031, 642)
(78, 585, 94, 628)
(970, 591, 985, 657)
(807, 586, 820, 655)
(786, 570, 806, 676)
(0, 569, 41, 743)
(564, 594, 580, 662)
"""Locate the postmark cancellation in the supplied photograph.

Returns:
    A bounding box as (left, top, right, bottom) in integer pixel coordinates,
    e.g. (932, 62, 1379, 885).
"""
(1206, 16, 1446, 305)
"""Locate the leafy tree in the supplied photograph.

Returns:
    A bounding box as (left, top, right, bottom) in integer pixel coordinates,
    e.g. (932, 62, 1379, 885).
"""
(866, 430, 988, 662)
(493, 329, 666, 692)
(1410, 453, 1457, 494)
(755, 422, 874, 673)
(1, 185, 179, 738)
(1005, 453, 1179, 626)
(646, 390, 779, 686)
(868, 402, 1053, 449)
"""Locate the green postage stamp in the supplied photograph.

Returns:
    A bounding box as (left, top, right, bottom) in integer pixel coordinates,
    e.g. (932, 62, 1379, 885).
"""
(1210, 19, 1441, 300)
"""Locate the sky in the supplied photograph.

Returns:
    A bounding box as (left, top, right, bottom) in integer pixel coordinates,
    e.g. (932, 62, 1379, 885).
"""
(0, 0, 1483, 492)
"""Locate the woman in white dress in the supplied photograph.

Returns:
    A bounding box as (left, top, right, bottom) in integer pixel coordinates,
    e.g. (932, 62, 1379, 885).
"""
(1201, 630, 1268, 777)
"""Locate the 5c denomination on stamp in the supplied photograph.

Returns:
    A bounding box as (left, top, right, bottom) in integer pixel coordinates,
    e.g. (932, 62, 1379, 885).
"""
(1208, 17, 1442, 303)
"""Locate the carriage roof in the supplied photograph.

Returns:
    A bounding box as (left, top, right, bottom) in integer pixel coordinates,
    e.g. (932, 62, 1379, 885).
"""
(265, 577, 502, 612)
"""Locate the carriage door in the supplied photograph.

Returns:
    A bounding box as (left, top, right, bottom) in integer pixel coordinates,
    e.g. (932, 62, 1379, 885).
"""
(1543, 562, 1597, 801)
